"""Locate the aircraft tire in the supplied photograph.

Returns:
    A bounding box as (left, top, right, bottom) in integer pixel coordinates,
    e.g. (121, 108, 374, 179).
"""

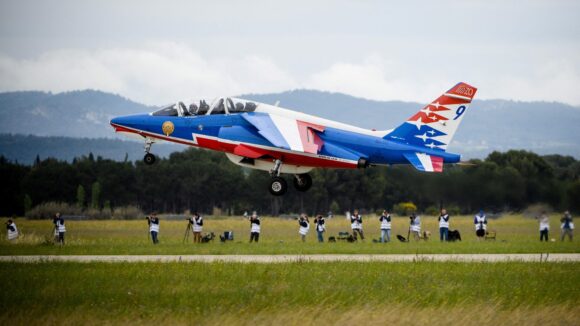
(269, 177, 288, 196)
(293, 173, 312, 192)
(144, 153, 156, 165)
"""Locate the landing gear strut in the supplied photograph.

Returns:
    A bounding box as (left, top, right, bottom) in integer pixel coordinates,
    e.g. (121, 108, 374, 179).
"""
(268, 159, 287, 196)
(143, 139, 156, 165)
(293, 173, 312, 192)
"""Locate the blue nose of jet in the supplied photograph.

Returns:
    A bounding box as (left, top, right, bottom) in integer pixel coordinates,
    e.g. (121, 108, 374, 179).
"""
(110, 114, 148, 131)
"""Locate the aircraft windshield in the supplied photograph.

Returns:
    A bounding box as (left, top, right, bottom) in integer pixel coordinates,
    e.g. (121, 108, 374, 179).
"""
(152, 98, 258, 117)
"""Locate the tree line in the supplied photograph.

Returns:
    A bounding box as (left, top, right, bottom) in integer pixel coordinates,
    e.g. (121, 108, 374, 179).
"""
(1, 149, 579, 217)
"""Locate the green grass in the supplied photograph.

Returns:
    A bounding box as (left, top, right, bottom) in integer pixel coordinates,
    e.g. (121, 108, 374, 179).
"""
(0, 261, 578, 325)
(1, 215, 578, 255)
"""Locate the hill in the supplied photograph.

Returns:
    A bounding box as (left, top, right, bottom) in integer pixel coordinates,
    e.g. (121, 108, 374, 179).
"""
(0, 89, 579, 161)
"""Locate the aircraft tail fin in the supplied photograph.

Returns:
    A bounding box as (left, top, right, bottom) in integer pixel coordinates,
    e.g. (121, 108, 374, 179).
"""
(384, 82, 477, 151)
(403, 152, 444, 172)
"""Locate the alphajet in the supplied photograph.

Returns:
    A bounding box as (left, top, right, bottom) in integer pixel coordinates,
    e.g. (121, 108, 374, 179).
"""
(111, 82, 477, 195)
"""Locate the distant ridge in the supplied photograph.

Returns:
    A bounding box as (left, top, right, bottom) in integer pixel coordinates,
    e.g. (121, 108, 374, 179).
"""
(0, 89, 579, 161)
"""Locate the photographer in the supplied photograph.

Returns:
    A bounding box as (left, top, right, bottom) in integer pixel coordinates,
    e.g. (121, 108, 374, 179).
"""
(536, 211, 550, 242)
(298, 214, 310, 242)
(146, 213, 160, 244)
(409, 213, 421, 241)
(314, 215, 326, 243)
(379, 210, 391, 243)
(6, 219, 18, 241)
(438, 209, 450, 242)
(53, 212, 66, 245)
(249, 211, 260, 243)
(350, 209, 364, 240)
(189, 213, 203, 243)
(560, 210, 574, 241)
(474, 210, 487, 240)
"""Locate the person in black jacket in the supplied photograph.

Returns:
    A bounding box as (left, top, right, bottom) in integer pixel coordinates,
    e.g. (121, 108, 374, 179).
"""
(314, 215, 326, 243)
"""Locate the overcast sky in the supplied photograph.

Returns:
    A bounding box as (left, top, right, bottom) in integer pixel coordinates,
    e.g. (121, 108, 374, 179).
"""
(0, 0, 579, 106)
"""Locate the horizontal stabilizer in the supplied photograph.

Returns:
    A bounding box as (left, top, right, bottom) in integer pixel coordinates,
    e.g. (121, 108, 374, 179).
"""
(403, 152, 444, 172)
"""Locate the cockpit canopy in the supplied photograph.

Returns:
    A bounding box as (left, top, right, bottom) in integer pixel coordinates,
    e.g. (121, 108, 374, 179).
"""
(152, 98, 258, 117)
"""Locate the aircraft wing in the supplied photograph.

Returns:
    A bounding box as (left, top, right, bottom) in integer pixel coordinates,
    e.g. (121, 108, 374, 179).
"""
(241, 113, 325, 154)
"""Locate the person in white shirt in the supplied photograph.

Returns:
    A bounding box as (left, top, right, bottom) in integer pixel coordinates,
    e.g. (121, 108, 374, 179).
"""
(6, 219, 18, 241)
(409, 213, 421, 241)
(298, 214, 310, 242)
(536, 212, 550, 242)
(189, 213, 203, 243)
(379, 210, 392, 243)
(146, 213, 160, 244)
(53, 212, 66, 245)
(560, 211, 574, 241)
(350, 209, 364, 240)
(314, 215, 326, 242)
(474, 210, 487, 239)
(438, 209, 450, 242)
(249, 211, 261, 243)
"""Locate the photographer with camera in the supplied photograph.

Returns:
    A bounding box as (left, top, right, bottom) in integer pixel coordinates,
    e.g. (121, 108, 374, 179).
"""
(188, 213, 203, 243)
(53, 212, 66, 245)
(350, 209, 364, 240)
(146, 213, 160, 244)
(298, 214, 310, 242)
(314, 215, 326, 243)
(379, 210, 392, 243)
(6, 219, 18, 241)
(474, 210, 487, 240)
(438, 209, 451, 242)
(409, 213, 421, 241)
(249, 211, 261, 243)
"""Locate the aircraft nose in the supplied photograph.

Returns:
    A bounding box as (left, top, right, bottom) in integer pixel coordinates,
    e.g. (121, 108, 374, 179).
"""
(110, 114, 145, 131)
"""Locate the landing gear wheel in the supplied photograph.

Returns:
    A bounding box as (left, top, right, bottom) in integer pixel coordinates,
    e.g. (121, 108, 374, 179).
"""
(269, 177, 288, 196)
(144, 153, 156, 165)
(293, 173, 312, 192)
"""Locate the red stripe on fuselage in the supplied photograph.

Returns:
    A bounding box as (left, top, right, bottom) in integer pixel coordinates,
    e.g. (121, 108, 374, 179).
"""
(110, 123, 357, 169)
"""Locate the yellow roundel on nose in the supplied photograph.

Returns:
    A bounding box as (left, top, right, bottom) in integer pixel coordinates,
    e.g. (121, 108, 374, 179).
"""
(162, 121, 175, 136)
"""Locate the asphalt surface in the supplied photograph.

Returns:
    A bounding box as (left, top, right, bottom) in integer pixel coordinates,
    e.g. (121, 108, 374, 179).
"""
(1, 253, 578, 263)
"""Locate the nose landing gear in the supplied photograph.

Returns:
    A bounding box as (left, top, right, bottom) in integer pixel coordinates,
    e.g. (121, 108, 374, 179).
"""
(267, 159, 313, 195)
(268, 159, 287, 196)
(143, 138, 156, 165)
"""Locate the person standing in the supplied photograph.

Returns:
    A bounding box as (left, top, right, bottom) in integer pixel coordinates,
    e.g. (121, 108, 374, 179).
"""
(6, 219, 18, 241)
(379, 210, 392, 243)
(147, 213, 160, 244)
(438, 209, 450, 242)
(191, 213, 203, 243)
(537, 212, 550, 242)
(409, 213, 421, 241)
(53, 212, 66, 245)
(314, 215, 326, 243)
(350, 209, 364, 240)
(474, 210, 487, 240)
(298, 214, 310, 242)
(560, 210, 574, 241)
(249, 211, 261, 243)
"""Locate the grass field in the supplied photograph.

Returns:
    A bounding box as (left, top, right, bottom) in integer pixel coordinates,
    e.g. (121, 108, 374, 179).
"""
(0, 215, 578, 255)
(0, 261, 578, 325)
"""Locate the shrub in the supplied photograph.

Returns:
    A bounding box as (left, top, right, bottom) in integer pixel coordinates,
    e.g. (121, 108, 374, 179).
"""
(25, 202, 82, 220)
(112, 206, 144, 220)
(393, 202, 417, 216)
(522, 203, 554, 219)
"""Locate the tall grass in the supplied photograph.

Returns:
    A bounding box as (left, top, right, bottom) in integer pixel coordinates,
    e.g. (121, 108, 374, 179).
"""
(0, 262, 578, 325)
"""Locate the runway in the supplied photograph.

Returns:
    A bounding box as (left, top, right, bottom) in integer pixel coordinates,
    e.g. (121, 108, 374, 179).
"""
(1, 253, 579, 263)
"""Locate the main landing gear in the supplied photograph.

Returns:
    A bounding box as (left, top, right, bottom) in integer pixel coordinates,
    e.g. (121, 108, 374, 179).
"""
(268, 159, 313, 196)
(143, 138, 156, 165)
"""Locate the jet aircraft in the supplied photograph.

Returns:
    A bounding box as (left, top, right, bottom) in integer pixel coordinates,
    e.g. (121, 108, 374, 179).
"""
(110, 82, 477, 195)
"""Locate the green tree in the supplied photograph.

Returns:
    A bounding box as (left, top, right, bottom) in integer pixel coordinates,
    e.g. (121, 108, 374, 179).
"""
(91, 181, 101, 209)
(76, 185, 85, 208)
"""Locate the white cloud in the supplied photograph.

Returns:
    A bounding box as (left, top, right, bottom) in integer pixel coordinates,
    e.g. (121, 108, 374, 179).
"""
(0, 42, 298, 105)
(1, 44, 580, 106)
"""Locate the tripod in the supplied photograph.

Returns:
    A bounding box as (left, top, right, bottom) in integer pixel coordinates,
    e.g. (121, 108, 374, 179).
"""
(183, 222, 193, 243)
